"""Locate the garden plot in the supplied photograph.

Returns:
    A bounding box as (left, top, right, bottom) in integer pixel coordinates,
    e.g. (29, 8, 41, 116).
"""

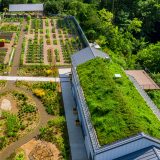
(0, 33, 15, 65)
(0, 18, 23, 67)
(0, 91, 39, 150)
(23, 17, 84, 66)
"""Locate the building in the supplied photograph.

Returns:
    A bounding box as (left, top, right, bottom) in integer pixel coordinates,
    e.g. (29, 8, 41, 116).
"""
(71, 46, 160, 160)
(9, 4, 44, 12)
(8, 4, 44, 17)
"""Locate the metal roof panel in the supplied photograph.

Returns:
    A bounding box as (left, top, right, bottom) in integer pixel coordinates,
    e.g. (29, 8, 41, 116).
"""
(9, 4, 44, 12)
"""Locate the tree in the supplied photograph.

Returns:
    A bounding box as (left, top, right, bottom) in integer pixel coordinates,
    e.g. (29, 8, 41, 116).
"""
(138, 42, 160, 72)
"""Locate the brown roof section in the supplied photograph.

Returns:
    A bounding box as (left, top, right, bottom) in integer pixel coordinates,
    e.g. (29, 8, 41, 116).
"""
(125, 70, 159, 90)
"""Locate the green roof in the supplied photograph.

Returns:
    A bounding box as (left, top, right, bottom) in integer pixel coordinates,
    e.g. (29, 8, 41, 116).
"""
(77, 58, 160, 146)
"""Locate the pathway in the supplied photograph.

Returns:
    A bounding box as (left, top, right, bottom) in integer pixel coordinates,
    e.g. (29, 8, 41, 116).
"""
(59, 69, 88, 160)
(10, 20, 27, 76)
(0, 76, 61, 82)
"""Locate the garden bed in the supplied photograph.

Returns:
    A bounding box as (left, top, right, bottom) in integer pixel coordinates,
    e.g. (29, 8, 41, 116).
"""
(18, 65, 58, 77)
(147, 90, 160, 109)
(77, 58, 160, 146)
(0, 91, 39, 150)
(22, 16, 84, 66)
(14, 81, 70, 158)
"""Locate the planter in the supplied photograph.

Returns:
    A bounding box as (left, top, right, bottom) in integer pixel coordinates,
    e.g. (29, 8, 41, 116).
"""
(75, 119, 80, 126)
(73, 107, 78, 114)
(0, 41, 5, 47)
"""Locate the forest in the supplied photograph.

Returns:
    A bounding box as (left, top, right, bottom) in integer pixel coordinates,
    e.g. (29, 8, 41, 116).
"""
(1, 0, 160, 82)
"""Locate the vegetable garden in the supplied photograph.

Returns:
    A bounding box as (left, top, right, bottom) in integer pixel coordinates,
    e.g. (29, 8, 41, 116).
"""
(22, 16, 84, 67)
(0, 17, 23, 75)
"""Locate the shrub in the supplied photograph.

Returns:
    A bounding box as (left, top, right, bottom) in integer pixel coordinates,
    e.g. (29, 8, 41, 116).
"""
(3, 112, 21, 137)
(0, 136, 8, 150)
(21, 104, 36, 113)
(33, 89, 45, 98)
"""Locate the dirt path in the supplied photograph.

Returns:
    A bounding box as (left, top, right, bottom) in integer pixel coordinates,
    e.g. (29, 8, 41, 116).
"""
(9, 20, 27, 76)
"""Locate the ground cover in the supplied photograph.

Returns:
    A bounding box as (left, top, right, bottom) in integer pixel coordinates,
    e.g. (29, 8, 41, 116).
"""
(0, 91, 39, 150)
(147, 90, 160, 109)
(77, 58, 160, 146)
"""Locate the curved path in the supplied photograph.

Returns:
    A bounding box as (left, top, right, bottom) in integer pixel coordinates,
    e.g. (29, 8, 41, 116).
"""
(0, 20, 53, 160)
(0, 86, 53, 160)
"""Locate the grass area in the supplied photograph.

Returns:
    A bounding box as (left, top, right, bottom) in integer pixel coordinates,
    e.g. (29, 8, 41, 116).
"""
(147, 90, 160, 109)
(6, 148, 26, 160)
(77, 58, 160, 146)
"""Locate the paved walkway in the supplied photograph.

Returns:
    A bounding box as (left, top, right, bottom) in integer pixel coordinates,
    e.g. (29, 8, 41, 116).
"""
(0, 76, 61, 82)
(59, 70, 88, 160)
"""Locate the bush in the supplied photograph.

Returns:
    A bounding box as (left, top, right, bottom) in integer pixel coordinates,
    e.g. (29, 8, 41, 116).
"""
(0, 136, 8, 150)
(3, 112, 21, 137)
(21, 104, 36, 113)
(33, 89, 45, 98)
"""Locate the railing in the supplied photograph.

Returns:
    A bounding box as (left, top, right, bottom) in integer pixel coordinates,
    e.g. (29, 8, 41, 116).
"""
(65, 16, 90, 48)
(128, 75, 160, 120)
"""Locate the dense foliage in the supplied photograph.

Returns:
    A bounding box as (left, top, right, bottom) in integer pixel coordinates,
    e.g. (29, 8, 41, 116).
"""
(77, 58, 160, 145)
(147, 90, 160, 109)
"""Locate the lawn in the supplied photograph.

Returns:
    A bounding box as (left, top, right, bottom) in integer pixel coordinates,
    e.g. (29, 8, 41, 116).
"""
(77, 58, 160, 146)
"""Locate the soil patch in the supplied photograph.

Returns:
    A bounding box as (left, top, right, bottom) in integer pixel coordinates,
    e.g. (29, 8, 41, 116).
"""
(21, 139, 61, 160)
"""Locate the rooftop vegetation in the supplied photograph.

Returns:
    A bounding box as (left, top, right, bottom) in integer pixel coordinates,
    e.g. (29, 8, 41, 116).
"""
(77, 58, 160, 146)
(147, 90, 160, 110)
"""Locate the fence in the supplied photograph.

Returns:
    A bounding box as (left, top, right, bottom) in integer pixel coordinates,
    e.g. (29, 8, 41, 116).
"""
(65, 16, 90, 48)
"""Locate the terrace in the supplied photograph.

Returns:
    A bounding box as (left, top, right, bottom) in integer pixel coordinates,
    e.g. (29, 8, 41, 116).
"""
(76, 58, 160, 146)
